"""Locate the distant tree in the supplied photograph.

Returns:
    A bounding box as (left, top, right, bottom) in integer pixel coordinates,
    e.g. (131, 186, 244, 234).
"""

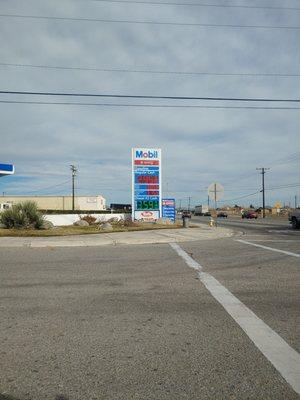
(249, 204, 255, 209)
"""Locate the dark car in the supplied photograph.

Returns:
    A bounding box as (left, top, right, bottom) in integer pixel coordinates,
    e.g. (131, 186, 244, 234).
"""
(203, 211, 211, 217)
(182, 210, 192, 218)
(217, 212, 228, 218)
(242, 211, 258, 219)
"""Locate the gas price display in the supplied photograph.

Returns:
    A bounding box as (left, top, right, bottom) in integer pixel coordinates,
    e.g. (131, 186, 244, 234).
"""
(137, 200, 159, 210)
(132, 148, 162, 220)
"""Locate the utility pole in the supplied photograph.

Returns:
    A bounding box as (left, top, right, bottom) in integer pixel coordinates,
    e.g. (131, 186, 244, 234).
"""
(256, 167, 270, 218)
(295, 195, 298, 209)
(214, 183, 217, 210)
(188, 196, 191, 211)
(70, 165, 77, 211)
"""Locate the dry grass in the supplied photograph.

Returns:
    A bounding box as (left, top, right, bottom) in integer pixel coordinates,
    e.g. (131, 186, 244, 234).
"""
(0, 221, 184, 237)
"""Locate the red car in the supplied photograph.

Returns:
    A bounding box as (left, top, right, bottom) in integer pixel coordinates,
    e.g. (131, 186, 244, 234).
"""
(242, 211, 258, 219)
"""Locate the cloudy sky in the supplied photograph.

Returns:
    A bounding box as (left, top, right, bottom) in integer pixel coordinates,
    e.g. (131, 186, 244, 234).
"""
(0, 0, 299, 208)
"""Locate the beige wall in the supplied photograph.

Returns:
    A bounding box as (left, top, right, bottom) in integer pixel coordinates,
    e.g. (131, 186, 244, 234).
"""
(0, 196, 106, 211)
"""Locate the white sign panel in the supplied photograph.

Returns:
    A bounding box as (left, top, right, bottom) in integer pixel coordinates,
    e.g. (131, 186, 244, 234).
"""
(132, 148, 162, 221)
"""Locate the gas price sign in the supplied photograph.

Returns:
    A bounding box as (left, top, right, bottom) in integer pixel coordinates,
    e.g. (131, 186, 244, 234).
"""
(132, 148, 162, 221)
(162, 198, 176, 223)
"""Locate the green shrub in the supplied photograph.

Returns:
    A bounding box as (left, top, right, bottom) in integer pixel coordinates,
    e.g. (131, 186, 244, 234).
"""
(0, 201, 45, 229)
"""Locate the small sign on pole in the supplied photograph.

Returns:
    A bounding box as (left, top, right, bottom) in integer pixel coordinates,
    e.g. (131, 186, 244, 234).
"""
(208, 182, 224, 210)
(162, 198, 176, 223)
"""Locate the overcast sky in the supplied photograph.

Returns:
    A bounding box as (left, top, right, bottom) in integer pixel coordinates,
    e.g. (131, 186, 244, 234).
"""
(0, 0, 299, 208)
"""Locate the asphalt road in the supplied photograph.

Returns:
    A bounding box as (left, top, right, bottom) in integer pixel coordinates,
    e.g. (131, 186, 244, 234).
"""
(0, 221, 299, 400)
(193, 214, 294, 234)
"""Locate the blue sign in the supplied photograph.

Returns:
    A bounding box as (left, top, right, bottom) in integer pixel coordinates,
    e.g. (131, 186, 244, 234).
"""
(0, 163, 14, 177)
(162, 198, 176, 222)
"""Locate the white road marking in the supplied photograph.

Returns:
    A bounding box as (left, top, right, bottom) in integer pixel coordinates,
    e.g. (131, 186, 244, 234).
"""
(268, 230, 298, 234)
(237, 239, 300, 258)
(170, 242, 300, 395)
(248, 240, 299, 242)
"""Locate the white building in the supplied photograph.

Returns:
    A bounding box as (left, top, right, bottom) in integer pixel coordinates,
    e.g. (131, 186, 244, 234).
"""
(0, 195, 106, 211)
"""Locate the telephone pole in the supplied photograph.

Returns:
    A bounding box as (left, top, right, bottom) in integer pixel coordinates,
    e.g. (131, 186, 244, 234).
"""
(256, 167, 270, 218)
(188, 196, 191, 211)
(70, 165, 77, 211)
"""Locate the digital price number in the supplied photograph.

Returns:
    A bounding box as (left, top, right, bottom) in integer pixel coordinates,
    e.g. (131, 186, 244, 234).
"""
(137, 200, 159, 210)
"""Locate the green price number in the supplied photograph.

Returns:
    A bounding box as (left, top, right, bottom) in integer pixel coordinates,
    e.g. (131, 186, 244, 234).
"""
(137, 200, 159, 210)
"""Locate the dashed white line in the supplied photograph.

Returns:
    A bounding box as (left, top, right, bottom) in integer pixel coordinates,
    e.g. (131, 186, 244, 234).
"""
(170, 242, 300, 395)
(237, 239, 300, 258)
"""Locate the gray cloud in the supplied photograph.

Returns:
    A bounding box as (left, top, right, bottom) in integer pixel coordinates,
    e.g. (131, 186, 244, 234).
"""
(0, 0, 299, 206)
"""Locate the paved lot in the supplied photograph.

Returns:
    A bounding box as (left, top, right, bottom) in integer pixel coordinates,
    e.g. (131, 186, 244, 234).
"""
(0, 223, 299, 399)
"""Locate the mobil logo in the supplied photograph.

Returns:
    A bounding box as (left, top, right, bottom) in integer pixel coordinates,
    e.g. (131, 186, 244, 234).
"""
(135, 149, 158, 159)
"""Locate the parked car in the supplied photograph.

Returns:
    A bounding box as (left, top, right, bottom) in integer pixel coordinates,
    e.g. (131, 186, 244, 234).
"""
(182, 210, 192, 218)
(288, 209, 300, 229)
(217, 212, 228, 218)
(203, 211, 211, 217)
(242, 211, 258, 219)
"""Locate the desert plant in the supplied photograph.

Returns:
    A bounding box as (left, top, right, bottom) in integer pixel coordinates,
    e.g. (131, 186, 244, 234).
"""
(0, 201, 44, 229)
(123, 220, 140, 227)
(80, 214, 97, 225)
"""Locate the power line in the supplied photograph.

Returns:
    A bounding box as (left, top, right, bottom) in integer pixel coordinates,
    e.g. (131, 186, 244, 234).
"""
(267, 183, 300, 190)
(218, 191, 260, 203)
(0, 100, 299, 110)
(1, 90, 299, 102)
(1, 62, 299, 78)
(87, 0, 300, 11)
(12, 180, 70, 195)
(271, 152, 300, 167)
(1, 14, 299, 30)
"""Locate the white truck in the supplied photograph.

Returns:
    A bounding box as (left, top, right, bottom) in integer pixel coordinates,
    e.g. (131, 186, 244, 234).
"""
(194, 205, 209, 216)
(288, 209, 300, 229)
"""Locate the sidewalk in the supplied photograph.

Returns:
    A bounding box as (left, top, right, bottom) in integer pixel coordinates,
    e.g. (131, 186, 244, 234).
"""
(0, 224, 234, 248)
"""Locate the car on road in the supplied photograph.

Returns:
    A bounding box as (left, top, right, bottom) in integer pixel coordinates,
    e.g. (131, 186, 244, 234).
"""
(203, 211, 211, 217)
(217, 212, 228, 218)
(242, 211, 258, 219)
(182, 210, 192, 218)
(288, 208, 300, 229)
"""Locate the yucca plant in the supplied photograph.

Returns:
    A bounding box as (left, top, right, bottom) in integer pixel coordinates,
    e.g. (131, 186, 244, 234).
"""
(0, 201, 44, 229)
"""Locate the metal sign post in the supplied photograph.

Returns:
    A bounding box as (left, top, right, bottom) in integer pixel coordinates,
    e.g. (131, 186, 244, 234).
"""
(208, 182, 224, 213)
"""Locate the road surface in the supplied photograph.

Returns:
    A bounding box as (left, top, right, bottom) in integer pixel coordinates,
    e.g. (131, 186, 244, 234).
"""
(0, 220, 299, 399)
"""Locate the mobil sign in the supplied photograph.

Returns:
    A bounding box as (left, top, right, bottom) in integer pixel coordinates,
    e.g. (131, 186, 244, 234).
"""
(132, 148, 162, 221)
(0, 163, 15, 177)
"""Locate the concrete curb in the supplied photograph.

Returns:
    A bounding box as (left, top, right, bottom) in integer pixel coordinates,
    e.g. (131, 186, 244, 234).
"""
(0, 224, 234, 248)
